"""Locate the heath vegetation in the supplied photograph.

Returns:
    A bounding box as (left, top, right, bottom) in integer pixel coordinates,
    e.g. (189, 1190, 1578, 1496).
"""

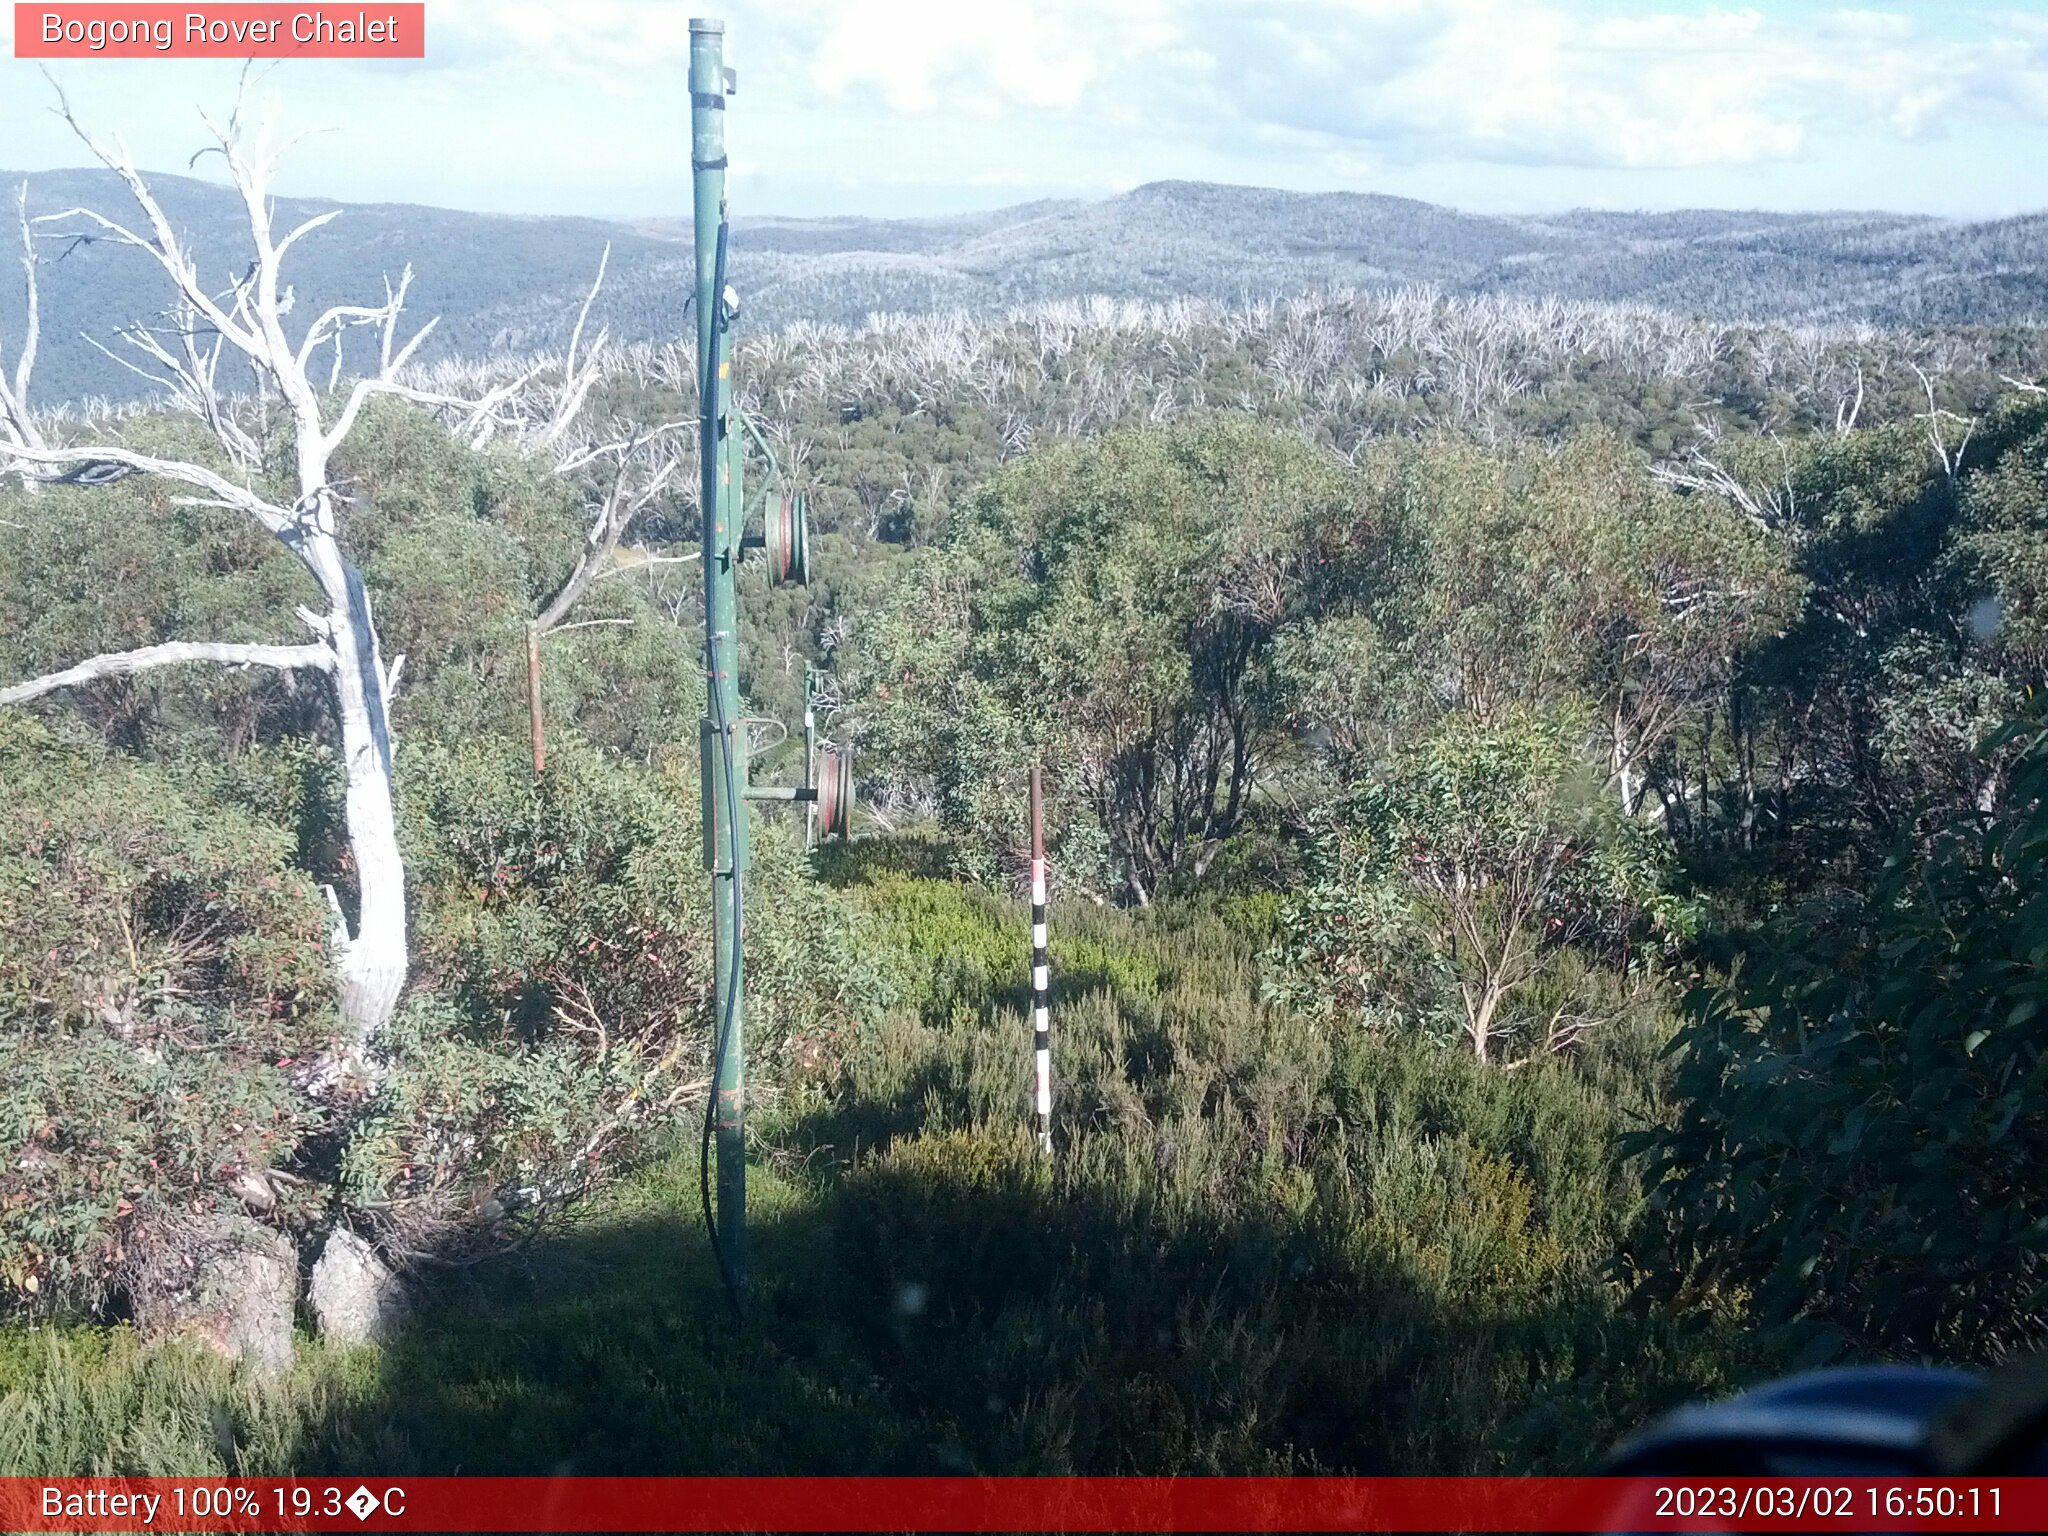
(3, 100, 2047, 1476)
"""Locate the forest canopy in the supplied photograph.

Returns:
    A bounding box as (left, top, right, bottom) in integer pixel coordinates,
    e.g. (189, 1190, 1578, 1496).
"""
(4, 247, 2048, 1471)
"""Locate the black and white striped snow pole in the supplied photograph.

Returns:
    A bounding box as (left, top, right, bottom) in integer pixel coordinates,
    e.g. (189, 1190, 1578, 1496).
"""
(1030, 765, 1052, 1154)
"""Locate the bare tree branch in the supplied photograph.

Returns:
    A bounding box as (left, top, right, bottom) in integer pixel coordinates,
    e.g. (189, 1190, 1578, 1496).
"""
(522, 407, 685, 772)
(80, 330, 180, 397)
(0, 182, 44, 452)
(552, 418, 690, 477)
(540, 246, 612, 448)
(1834, 363, 1863, 435)
(296, 264, 429, 384)
(533, 436, 683, 636)
(1650, 421, 1798, 531)
(1911, 361, 1976, 482)
(2, 79, 428, 1046)
(6, 79, 628, 1017)
(592, 548, 701, 580)
(0, 639, 330, 705)
(39, 81, 263, 361)
(274, 207, 341, 266)
(0, 439, 291, 530)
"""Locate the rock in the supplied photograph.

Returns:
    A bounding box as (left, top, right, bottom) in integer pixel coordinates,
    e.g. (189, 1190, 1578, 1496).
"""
(308, 1226, 405, 1346)
(230, 1169, 278, 1212)
(131, 1214, 297, 1380)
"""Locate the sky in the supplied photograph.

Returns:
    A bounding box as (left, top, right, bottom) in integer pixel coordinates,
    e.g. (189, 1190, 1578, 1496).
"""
(1, 0, 2046, 221)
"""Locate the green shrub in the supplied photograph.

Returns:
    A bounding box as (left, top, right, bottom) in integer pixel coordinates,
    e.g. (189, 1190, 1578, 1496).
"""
(847, 417, 1364, 901)
(785, 864, 1690, 1473)
(1634, 713, 2048, 1360)
(0, 718, 337, 1315)
(359, 730, 882, 1252)
(1271, 708, 1686, 1062)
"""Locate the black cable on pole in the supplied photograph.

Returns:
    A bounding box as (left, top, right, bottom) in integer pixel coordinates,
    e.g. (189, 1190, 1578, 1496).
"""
(699, 209, 745, 1322)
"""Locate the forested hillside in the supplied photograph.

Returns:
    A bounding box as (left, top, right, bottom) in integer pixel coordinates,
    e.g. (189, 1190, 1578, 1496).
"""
(5, 134, 2048, 1479)
(5, 167, 2046, 404)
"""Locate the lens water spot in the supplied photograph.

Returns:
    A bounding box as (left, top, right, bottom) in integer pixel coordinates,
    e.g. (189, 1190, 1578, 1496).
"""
(1968, 595, 2003, 642)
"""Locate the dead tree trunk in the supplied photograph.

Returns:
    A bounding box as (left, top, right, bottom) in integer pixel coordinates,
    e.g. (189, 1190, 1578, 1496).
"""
(0, 182, 45, 455)
(0, 87, 522, 1051)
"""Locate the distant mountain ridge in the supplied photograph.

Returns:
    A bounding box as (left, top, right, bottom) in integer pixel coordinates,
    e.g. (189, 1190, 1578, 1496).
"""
(1, 170, 2042, 405)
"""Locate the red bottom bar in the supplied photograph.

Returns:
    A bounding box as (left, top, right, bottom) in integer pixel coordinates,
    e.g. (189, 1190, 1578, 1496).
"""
(0, 1476, 2039, 1533)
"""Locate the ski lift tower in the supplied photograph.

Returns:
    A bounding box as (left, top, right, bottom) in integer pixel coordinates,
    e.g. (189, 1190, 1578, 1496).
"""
(690, 17, 852, 1315)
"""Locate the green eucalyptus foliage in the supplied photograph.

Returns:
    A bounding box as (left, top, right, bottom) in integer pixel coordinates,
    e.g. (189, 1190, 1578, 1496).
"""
(1678, 394, 2048, 882)
(851, 415, 1367, 899)
(7, 317, 2048, 1453)
(0, 717, 337, 1314)
(1634, 713, 2048, 1360)
(1954, 395, 2048, 678)
(336, 727, 882, 1252)
(0, 864, 1717, 1478)
(1272, 708, 1685, 1060)
(0, 400, 863, 1309)
(853, 418, 1801, 907)
(1268, 430, 1800, 798)
(0, 422, 317, 755)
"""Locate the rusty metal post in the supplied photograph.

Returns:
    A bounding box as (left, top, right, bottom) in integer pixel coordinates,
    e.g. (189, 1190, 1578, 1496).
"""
(526, 623, 545, 774)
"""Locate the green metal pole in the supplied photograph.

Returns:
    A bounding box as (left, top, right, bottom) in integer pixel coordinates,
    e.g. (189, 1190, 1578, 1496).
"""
(691, 16, 747, 1306)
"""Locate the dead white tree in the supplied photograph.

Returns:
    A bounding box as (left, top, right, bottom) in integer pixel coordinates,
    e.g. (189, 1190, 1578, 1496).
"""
(490, 245, 697, 772)
(0, 183, 44, 454)
(1834, 363, 1865, 435)
(1910, 362, 1975, 483)
(0, 85, 508, 1055)
(526, 417, 689, 771)
(1649, 419, 1800, 532)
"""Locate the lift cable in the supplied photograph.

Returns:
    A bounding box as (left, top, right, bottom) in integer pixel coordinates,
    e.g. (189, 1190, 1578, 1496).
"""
(698, 209, 745, 1322)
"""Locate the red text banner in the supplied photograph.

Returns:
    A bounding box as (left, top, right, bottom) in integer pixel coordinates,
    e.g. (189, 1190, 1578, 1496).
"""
(14, 5, 425, 58)
(0, 1476, 2041, 1532)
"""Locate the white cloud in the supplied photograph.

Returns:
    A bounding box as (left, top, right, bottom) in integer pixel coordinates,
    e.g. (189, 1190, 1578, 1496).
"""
(15, 0, 2040, 218)
(806, 0, 1097, 111)
(362, 0, 2048, 182)
(417, 0, 696, 80)
(595, 0, 2043, 178)
(1151, 0, 2048, 171)
(1343, 1, 1807, 168)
